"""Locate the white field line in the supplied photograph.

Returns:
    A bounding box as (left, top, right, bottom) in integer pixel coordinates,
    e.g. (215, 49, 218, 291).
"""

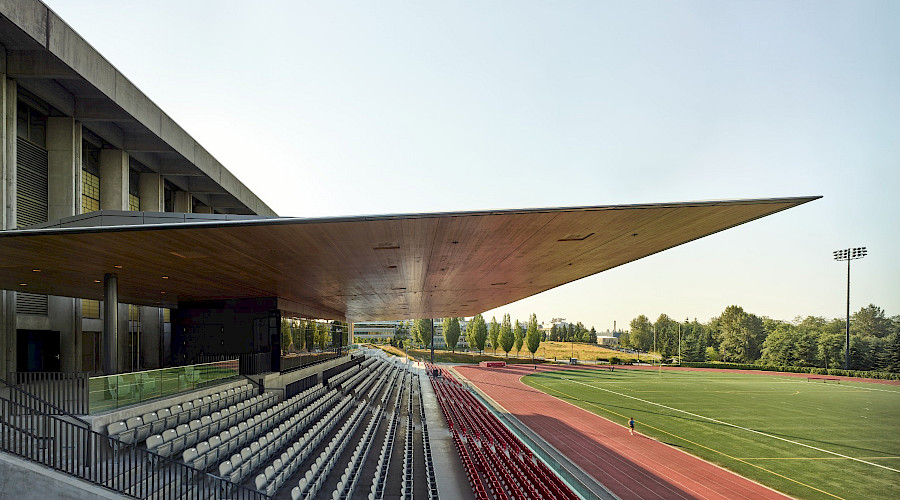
(774, 380, 900, 394)
(563, 377, 900, 474)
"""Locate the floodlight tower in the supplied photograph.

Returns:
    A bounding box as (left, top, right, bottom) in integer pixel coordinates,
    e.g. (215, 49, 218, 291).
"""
(833, 247, 867, 370)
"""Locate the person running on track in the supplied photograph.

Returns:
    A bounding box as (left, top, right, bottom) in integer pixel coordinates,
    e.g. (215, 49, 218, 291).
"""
(628, 417, 635, 435)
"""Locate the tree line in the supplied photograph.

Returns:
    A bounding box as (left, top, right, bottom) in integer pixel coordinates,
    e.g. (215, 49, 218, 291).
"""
(393, 314, 545, 361)
(623, 304, 900, 372)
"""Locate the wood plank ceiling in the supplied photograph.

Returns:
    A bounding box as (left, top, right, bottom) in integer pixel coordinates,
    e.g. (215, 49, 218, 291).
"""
(0, 197, 819, 321)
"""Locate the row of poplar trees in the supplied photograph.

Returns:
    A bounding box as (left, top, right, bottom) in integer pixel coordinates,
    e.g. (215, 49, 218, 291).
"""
(406, 314, 544, 361)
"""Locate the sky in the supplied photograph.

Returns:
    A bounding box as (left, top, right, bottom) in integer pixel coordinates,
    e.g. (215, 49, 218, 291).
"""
(43, 0, 899, 330)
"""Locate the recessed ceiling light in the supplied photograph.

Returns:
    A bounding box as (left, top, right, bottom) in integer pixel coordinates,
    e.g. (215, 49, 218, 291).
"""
(114, 265, 123, 269)
(32, 269, 41, 272)
(160, 291, 166, 294)
(93, 280, 101, 283)
(18, 283, 26, 286)
(162, 276, 169, 279)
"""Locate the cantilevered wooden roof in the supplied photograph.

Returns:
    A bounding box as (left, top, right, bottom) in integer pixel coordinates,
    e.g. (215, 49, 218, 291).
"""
(0, 197, 818, 321)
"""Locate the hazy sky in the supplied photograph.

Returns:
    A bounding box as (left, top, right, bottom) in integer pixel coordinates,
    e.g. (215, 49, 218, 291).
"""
(44, 1, 899, 329)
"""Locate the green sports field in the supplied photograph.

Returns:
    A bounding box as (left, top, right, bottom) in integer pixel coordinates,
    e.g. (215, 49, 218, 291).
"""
(521, 368, 900, 500)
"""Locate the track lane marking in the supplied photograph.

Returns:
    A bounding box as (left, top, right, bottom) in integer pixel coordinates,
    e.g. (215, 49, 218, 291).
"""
(556, 376, 900, 474)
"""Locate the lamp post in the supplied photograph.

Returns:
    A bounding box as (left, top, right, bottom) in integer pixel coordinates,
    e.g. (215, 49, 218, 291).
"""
(833, 247, 867, 370)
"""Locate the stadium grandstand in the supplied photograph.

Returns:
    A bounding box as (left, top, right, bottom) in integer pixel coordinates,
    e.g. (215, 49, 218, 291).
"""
(0, 1, 819, 499)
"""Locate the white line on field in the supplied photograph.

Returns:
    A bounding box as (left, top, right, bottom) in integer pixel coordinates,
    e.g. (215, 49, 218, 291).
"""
(562, 377, 900, 474)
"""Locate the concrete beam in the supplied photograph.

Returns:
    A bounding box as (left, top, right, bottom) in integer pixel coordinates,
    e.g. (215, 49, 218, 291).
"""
(123, 132, 172, 153)
(74, 97, 131, 122)
(6, 49, 79, 79)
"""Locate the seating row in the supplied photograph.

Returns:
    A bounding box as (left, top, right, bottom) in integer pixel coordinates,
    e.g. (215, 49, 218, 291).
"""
(253, 394, 353, 496)
(368, 369, 407, 500)
(184, 385, 329, 471)
(428, 364, 578, 500)
(290, 400, 368, 500)
(145, 392, 277, 460)
(218, 388, 341, 484)
(331, 398, 385, 499)
(107, 384, 255, 445)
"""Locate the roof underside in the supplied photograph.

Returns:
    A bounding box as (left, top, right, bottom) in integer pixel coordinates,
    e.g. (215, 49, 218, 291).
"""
(0, 197, 818, 321)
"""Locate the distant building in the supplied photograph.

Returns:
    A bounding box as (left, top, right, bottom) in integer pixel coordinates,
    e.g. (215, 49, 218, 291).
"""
(353, 318, 469, 348)
(597, 336, 619, 346)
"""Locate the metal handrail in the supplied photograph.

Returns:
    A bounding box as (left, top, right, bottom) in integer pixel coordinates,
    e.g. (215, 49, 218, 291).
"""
(0, 374, 89, 425)
(0, 393, 267, 500)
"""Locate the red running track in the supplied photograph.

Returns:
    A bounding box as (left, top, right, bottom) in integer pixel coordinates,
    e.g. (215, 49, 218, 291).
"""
(455, 364, 791, 500)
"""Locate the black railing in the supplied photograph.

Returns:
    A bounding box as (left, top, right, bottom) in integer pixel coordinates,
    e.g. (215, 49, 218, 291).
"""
(280, 349, 342, 374)
(285, 374, 318, 399)
(322, 356, 362, 386)
(194, 353, 271, 375)
(0, 394, 266, 500)
(7, 372, 90, 415)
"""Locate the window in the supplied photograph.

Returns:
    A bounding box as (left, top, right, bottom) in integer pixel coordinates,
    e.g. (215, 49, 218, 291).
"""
(128, 168, 140, 211)
(82, 171, 100, 213)
(129, 193, 140, 211)
(82, 138, 101, 214)
(16, 102, 46, 147)
(82, 299, 100, 319)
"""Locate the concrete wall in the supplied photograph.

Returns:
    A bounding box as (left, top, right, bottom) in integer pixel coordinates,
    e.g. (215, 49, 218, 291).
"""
(0, 453, 125, 500)
(172, 298, 279, 363)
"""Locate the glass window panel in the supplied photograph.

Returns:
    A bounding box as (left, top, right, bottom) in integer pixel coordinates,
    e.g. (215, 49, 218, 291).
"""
(82, 299, 100, 319)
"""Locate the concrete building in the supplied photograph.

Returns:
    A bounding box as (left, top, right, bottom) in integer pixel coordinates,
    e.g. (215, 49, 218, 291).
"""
(597, 336, 619, 347)
(0, 3, 820, 499)
(0, 1, 275, 377)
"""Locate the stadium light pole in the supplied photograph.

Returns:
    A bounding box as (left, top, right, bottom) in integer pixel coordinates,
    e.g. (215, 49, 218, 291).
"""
(833, 247, 867, 370)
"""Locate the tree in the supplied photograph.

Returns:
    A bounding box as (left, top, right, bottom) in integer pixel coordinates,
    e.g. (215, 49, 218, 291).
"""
(291, 320, 309, 351)
(412, 318, 433, 347)
(550, 324, 559, 342)
(281, 318, 292, 353)
(514, 320, 525, 354)
(588, 327, 597, 344)
(498, 314, 514, 357)
(852, 304, 892, 338)
(654, 314, 678, 358)
(526, 313, 541, 362)
(443, 317, 461, 352)
(716, 306, 765, 363)
(470, 314, 488, 353)
(393, 321, 409, 347)
(818, 329, 844, 369)
(314, 321, 328, 350)
(629, 315, 653, 352)
(488, 317, 501, 353)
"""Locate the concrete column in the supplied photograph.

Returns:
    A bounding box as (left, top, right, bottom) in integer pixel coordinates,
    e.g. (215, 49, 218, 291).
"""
(173, 191, 192, 213)
(46, 117, 82, 371)
(46, 117, 81, 221)
(138, 172, 163, 211)
(99, 149, 128, 210)
(0, 74, 16, 375)
(102, 274, 118, 375)
(138, 173, 164, 369)
(140, 307, 161, 369)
